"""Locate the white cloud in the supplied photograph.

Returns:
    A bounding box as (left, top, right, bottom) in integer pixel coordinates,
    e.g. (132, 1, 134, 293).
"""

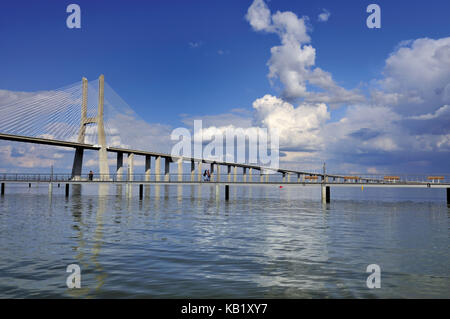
(408, 104, 450, 120)
(252, 95, 329, 150)
(187, 95, 329, 157)
(318, 9, 330, 22)
(243, 0, 450, 172)
(188, 41, 202, 48)
(245, 0, 272, 31)
(246, 0, 364, 107)
(374, 37, 450, 115)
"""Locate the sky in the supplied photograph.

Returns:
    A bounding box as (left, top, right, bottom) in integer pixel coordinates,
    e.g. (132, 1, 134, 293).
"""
(0, 0, 449, 175)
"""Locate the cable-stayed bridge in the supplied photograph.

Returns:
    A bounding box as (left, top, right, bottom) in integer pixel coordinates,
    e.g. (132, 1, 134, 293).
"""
(0, 75, 449, 203)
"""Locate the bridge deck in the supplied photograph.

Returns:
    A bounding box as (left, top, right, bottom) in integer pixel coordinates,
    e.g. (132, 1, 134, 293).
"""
(1, 180, 449, 188)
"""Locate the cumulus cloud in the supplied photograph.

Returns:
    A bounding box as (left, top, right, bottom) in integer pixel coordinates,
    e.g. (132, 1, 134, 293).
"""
(252, 95, 329, 151)
(408, 105, 450, 120)
(246, 0, 364, 107)
(243, 0, 450, 172)
(318, 9, 330, 22)
(373, 37, 450, 116)
(182, 94, 328, 168)
(245, 0, 272, 31)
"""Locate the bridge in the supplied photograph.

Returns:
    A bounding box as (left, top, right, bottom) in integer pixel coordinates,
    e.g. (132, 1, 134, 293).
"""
(0, 75, 449, 204)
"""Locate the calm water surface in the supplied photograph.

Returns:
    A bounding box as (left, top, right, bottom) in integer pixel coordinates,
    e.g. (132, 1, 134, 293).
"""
(0, 184, 448, 298)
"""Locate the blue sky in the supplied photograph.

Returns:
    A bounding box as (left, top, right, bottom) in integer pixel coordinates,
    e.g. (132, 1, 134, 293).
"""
(0, 0, 449, 174)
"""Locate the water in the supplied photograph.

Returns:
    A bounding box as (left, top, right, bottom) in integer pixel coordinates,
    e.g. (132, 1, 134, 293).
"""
(0, 183, 448, 298)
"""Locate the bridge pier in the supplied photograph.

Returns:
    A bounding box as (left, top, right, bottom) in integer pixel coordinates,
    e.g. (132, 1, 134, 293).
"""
(197, 161, 202, 182)
(225, 184, 229, 200)
(128, 153, 134, 181)
(260, 169, 264, 183)
(97, 75, 110, 181)
(210, 163, 215, 182)
(164, 157, 170, 181)
(145, 155, 151, 182)
(71, 147, 84, 180)
(282, 172, 286, 183)
(1, 183, 4, 195)
(190, 160, 195, 182)
(321, 185, 330, 203)
(71, 78, 88, 181)
(216, 165, 220, 182)
(227, 165, 231, 182)
(65, 184, 69, 197)
(116, 152, 124, 181)
(177, 158, 183, 182)
(155, 156, 161, 181)
(233, 166, 237, 182)
(243, 167, 247, 183)
(287, 173, 291, 183)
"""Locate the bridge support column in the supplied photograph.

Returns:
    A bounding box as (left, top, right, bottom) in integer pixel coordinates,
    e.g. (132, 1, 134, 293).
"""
(128, 153, 134, 182)
(321, 185, 330, 203)
(225, 185, 229, 200)
(145, 155, 151, 182)
(190, 160, 195, 182)
(210, 163, 214, 181)
(177, 158, 183, 182)
(1, 183, 4, 195)
(260, 169, 264, 183)
(287, 173, 291, 183)
(282, 173, 286, 183)
(72, 77, 88, 181)
(216, 165, 220, 182)
(65, 184, 69, 197)
(297, 174, 300, 183)
(155, 156, 161, 182)
(164, 158, 170, 182)
(198, 161, 202, 182)
(71, 147, 84, 180)
(227, 165, 231, 182)
(98, 148, 110, 181)
(266, 173, 269, 182)
(97, 75, 110, 181)
(116, 152, 123, 181)
(248, 168, 252, 182)
(243, 167, 247, 183)
(233, 166, 237, 182)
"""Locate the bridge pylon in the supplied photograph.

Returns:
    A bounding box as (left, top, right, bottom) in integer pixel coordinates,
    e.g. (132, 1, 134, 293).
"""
(71, 75, 110, 181)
